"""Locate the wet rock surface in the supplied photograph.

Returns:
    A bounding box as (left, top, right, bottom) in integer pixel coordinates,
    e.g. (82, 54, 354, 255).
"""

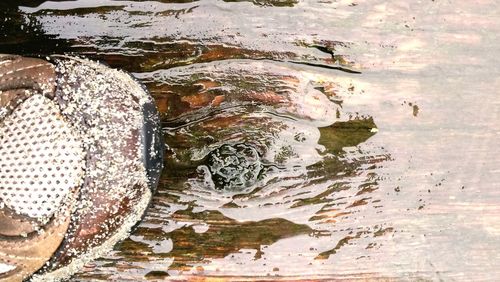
(1, 0, 500, 280)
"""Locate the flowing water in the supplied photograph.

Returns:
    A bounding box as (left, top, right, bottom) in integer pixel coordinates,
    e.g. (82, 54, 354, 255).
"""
(1, 0, 500, 280)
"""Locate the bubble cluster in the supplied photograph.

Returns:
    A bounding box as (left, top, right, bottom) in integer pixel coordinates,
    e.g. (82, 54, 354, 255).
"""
(207, 143, 262, 190)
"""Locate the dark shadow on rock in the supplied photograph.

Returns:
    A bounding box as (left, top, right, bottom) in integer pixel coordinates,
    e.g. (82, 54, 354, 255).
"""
(0, 2, 72, 56)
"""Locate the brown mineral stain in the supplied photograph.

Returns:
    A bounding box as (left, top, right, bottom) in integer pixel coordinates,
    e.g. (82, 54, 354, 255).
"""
(181, 93, 216, 108)
(210, 95, 225, 107)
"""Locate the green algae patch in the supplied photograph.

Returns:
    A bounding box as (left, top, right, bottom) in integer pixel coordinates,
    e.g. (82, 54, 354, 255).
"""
(166, 209, 312, 270)
(318, 117, 377, 154)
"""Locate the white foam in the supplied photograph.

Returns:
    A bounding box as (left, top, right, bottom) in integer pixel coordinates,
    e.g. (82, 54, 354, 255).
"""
(0, 262, 16, 274)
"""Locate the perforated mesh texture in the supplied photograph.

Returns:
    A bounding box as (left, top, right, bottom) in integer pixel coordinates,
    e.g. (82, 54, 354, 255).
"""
(0, 94, 85, 219)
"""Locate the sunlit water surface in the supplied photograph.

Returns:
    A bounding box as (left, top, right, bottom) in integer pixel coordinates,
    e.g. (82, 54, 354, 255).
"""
(1, 0, 499, 280)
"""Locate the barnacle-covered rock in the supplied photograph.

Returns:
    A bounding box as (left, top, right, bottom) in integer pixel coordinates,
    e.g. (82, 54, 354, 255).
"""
(0, 55, 163, 281)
